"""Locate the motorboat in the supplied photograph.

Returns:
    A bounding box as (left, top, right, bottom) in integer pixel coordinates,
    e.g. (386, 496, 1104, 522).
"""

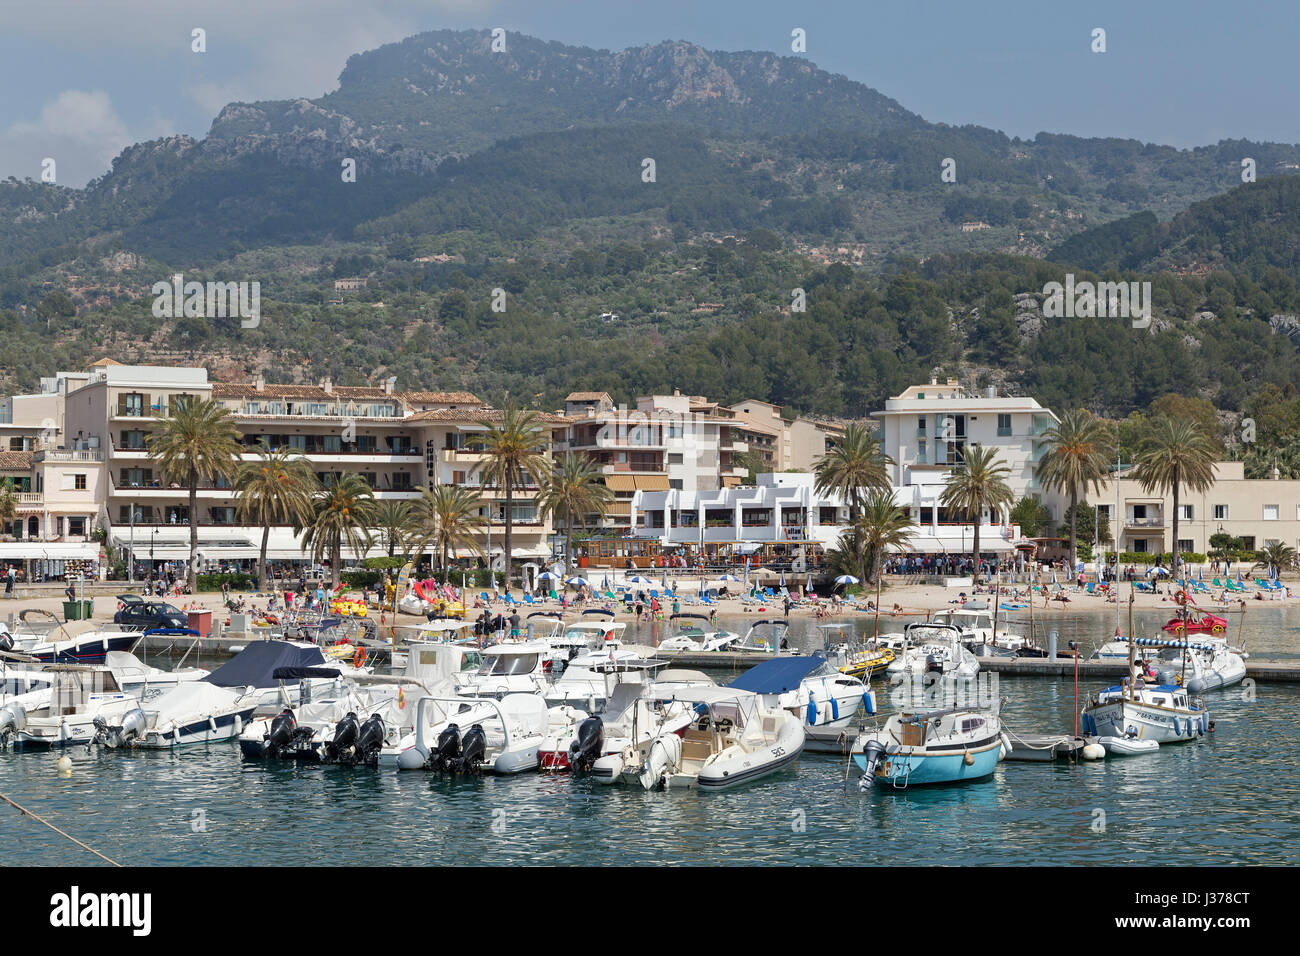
(1082, 679, 1209, 744)
(94, 680, 259, 750)
(657, 613, 739, 652)
(102, 650, 209, 700)
(885, 623, 980, 682)
(593, 686, 805, 791)
(1092, 634, 1246, 692)
(929, 605, 1035, 658)
(730, 619, 788, 654)
(2, 665, 141, 749)
(201, 640, 363, 712)
(818, 623, 894, 679)
(727, 653, 874, 729)
(379, 693, 551, 774)
(0, 663, 55, 746)
(1, 623, 143, 665)
(539, 660, 695, 771)
(543, 643, 662, 709)
(853, 707, 1010, 790)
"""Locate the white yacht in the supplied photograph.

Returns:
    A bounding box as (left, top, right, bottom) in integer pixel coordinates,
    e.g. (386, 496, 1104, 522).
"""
(1082, 678, 1209, 745)
(592, 686, 804, 790)
(657, 613, 739, 652)
(1093, 635, 1246, 693)
(885, 623, 980, 682)
(728, 653, 874, 728)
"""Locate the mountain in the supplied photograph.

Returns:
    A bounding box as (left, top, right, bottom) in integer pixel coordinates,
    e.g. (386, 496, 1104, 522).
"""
(2, 28, 1300, 442)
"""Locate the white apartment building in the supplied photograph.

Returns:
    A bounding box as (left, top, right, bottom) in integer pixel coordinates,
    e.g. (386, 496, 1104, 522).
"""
(556, 390, 748, 533)
(0, 361, 565, 576)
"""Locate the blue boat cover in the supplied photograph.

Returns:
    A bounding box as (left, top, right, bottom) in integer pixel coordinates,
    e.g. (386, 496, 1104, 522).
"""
(728, 656, 822, 694)
(203, 641, 327, 688)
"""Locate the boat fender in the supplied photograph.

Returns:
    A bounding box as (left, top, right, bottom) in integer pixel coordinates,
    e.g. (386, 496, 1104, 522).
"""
(806, 699, 817, 726)
(962, 751, 974, 766)
(999, 731, 1013, 761)
(862, 691, 875, 716)
(1201, 713, 1209, 735)
(1081, 743, 1106, 760)
(830, 697, 839, 721)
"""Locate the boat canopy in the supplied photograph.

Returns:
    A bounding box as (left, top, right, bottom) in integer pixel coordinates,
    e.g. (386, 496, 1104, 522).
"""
(203, 641, 327, 688)
(1120, 636, 1216, 651)
(728, 656, 825, 694)
(271, 666, 342, 681)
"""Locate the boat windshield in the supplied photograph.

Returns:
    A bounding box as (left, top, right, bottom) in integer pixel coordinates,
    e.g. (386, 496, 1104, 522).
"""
(476, 653, 539, 677)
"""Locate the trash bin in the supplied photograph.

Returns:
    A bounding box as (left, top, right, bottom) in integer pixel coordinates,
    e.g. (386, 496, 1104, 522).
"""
(62, 600, 88, 621)
(187, 608, 212, 638)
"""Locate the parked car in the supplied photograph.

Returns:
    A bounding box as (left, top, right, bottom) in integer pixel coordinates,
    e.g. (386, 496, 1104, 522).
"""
(113, 594, 189, 630)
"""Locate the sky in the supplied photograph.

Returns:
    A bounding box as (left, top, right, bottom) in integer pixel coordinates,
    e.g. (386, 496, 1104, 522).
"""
(2, 0, 1298, 187)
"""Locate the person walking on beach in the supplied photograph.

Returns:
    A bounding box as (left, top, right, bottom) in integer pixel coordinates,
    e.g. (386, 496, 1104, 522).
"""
(4, 565, 12, 599)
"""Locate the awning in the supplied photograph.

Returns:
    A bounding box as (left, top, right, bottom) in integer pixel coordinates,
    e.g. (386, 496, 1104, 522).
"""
(605, 475, 637, 492)
(634, 475, 670, 491)
(0, 542, 101, 560)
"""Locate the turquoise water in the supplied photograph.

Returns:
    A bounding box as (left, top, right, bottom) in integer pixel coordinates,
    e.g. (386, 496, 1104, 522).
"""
(3, 610, 1299, 866)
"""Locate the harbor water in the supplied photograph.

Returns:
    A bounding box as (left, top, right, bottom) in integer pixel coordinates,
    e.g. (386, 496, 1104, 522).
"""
(3, 607, 1299, 866)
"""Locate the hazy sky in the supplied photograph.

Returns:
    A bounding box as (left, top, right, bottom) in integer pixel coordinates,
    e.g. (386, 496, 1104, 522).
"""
(3, 0, 1297, 187)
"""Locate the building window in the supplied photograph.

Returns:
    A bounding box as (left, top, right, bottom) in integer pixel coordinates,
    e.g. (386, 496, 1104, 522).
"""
(391, 473, 412, 490)
(8, 438, 22, 451)
(1177, 539, 1194, 553)
(67, 517, 86, 536)
(1178, 504, 1193, 520)
(73, 474, 86, 490)
(997, 414, 1012, 437)
(1213, 504, 1229, 520)
(916, 417, 926, 437)
(1264, 505, 1279, 521)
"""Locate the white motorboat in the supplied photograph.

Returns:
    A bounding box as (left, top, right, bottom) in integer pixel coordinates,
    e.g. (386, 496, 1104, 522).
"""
(1082, 678, 1209, 745)
(95, 681, 259, 750)
(593, 686, 805, 791)
(202, 640, 364, 711)
(103, 650, 209, 700)
(543, 644, 662, 709)
(854, 707, 1010, 789)
(727, 653, 874, 728)
(657, 613, 739, 652)
(3, 665, 140, 749)
(885, 623, 980, 682)
(1093, 635, 1245, 693)
(380, 693, 551, 774)
(1, 623, 146, 665)
(730, 619, 788, 654)
(929, 605, 1034, 657)
(539, 661, 695, 771)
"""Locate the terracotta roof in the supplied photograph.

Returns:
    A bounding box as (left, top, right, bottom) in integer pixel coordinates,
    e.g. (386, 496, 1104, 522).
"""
(88, 357, 123, 367)
(211, 383, 394, 401)
(0, 451, 33, 470)
(399, 390, 482, 406)
(566, 391, 612, 402)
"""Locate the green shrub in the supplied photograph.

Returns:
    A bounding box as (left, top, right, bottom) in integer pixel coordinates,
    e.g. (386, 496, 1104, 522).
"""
(341, 570, 383, 588)
(197, 572, 255, 592)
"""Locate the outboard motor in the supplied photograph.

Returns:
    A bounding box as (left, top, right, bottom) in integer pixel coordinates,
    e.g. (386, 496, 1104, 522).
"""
(925, 653, 944, 675)
(263, 708, 297, 758)
(354, 714, 386, 764)
(1156, 667, 1178, 686)
(430, 723, 461, 771)
(857, 739, 890, 791)
(0, 702, 27, 746)
(324, 712, 360, 762)
(0, 634, 13, 653)
(568, 716, 604, 772)
(95, 707, 148, 749)
(457, 723, 487, 772)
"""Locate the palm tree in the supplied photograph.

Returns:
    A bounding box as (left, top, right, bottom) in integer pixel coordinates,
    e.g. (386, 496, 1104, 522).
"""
(374, 500, 416, 559)
(232, 444, 317, 585)
(0, 478, 18, 538)
(297, 473, 377, 589)
(940, 445, 1014, 583)
(814, 423, 894, 579)
(410, 484, 488, 577)
(470, 407, 552, 589)
(147, 397, 243, 592)
(1132, 416, 1217, 575)
(537, 453, 613, 574)
(854, 489, 915, 637)
(1254, 542, 1296, 576)
(1038, 409, 1116, 570)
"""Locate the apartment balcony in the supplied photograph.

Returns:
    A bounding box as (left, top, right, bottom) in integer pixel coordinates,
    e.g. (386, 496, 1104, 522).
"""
(1125, 516, 1165, 529)
(34, 448, 104, 463)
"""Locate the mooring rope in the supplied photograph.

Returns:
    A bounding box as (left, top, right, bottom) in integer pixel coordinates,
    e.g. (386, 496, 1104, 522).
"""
(0, 791, 121, 866)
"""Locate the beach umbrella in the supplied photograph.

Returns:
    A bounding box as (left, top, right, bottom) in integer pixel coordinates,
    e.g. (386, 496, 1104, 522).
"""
(565, 576, 589, 588)
(718, 574, 741, 582)
(1236, 566, 1244, 583)
(780, 570, 787, 588)
(602, 573, 611, 590)
(833, 574, 860, 586)
(627, 574, 653, 586)
(537, 571, 561, 583)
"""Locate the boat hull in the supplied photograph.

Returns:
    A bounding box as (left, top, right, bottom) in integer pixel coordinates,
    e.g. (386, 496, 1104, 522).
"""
(853, 738, 1001, 787)
(1083, 700, 1207, 744)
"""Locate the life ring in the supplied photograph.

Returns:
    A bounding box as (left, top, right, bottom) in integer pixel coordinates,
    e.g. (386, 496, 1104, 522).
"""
(1172, 622, 1186, 634)
(353, 647, 366, 668)
(1174, 590, 1187, 606)
(1210, 623, 1225, 634)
